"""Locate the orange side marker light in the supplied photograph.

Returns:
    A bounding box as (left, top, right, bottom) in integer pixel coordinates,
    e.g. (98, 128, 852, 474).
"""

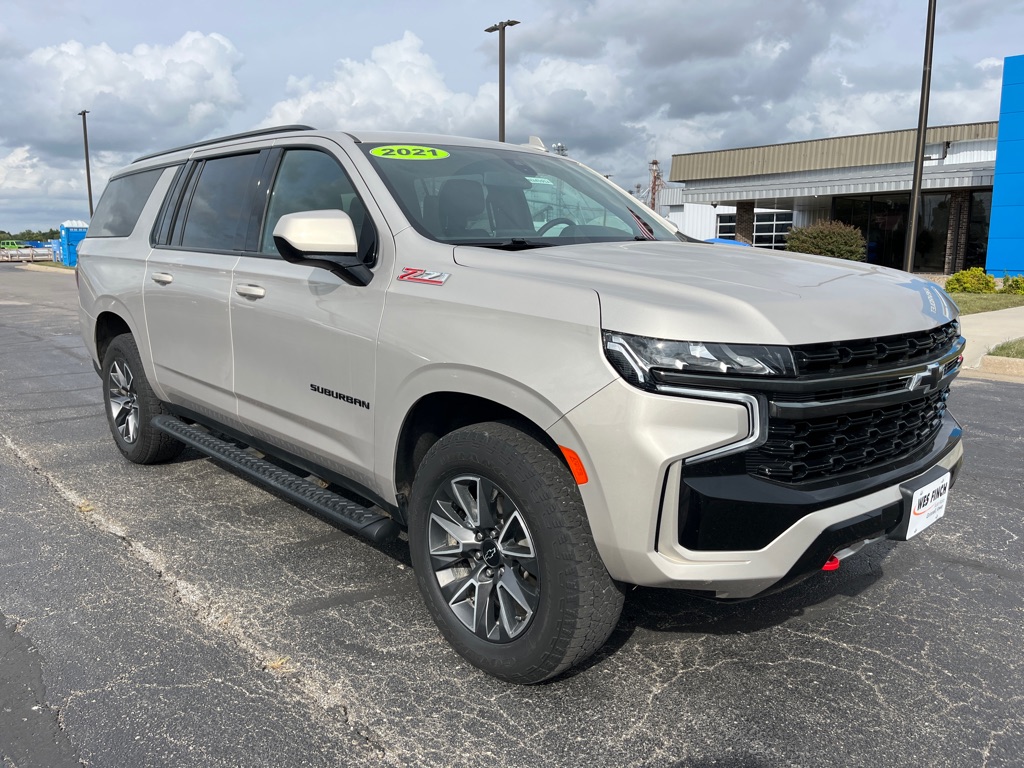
(559, 446, 589, 485)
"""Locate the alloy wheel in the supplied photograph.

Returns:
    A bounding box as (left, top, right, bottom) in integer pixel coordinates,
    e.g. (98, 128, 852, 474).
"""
(107, 359, 140, 444)
(427, 474, 540, 642)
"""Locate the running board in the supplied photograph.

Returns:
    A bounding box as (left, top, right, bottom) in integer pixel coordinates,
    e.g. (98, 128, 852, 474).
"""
(151, 415, 399, 544)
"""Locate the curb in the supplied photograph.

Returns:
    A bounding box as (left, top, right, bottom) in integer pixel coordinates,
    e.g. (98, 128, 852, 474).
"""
(980, 354, 1024, 377)
(16, 262, 76, 274)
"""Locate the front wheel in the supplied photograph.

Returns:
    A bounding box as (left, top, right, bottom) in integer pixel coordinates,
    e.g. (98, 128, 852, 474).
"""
(101, 334, 184, 464)
(409, 422, 623, 683)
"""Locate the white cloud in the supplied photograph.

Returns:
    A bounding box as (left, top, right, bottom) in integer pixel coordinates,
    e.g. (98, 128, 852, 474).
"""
(261, 32, 495, 137)
(0, 31, 245, 231)
(0, 32, 245, 158)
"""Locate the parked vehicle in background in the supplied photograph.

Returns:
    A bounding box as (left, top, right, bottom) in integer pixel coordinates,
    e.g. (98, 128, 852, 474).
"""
(77, 126, 965, 683)
(704, 237, 752, 246)
(1, 240, 22, 249)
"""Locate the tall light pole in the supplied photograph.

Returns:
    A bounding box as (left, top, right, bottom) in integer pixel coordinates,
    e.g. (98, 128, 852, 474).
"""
(485, 19, 519, 142)
(903, 0, 937, 273)
(78, 109, 94, 217)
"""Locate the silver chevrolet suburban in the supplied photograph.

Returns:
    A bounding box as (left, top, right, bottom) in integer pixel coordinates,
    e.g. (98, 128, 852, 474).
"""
(77, 126, 964, 683)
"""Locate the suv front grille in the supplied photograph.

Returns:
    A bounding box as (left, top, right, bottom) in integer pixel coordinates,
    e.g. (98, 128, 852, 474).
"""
(747, 387, 949, 483)
(791, 321, 959, 377)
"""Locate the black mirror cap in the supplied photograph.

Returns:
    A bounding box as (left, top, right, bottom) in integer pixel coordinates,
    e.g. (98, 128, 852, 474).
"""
(274, 235, 374, 286)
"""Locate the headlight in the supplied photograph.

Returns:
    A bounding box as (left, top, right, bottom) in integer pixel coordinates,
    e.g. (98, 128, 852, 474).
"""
(604, 331, 796, 389)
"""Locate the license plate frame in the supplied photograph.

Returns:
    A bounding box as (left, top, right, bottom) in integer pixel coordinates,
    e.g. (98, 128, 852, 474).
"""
(891, 466, 950, 541)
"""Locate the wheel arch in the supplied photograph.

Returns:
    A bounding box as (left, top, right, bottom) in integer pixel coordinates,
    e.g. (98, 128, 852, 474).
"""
(94, 310, 133, 364)
(391, 389, 568, 512)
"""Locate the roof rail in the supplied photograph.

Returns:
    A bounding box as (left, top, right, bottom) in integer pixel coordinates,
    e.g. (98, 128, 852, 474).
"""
(132, 125, 316, 164)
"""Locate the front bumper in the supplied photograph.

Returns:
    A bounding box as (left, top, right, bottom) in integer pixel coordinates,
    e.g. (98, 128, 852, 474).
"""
(549, 376, 963, 600)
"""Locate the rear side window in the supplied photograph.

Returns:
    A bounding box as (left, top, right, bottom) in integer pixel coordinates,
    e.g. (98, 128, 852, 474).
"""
(180, 153, 262, 251)
(88, 169, 162, 237)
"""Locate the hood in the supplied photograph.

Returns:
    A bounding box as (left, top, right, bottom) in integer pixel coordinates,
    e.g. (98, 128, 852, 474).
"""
(453, 241, 957, 345)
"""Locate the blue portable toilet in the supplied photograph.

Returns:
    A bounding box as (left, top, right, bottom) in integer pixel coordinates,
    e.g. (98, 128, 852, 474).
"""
(59, 220, 89, 267)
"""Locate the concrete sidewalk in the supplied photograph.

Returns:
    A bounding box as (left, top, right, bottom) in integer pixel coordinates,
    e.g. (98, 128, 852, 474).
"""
(958, 304, 1024, 382)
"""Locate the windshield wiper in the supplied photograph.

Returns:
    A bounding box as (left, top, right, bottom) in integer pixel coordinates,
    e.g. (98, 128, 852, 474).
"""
(453, 238, 557, 251)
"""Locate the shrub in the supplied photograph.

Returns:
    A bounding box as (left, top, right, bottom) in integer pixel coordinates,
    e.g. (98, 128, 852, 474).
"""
(999, 274, 1024, 295)
(945, 267, 997, 294)
(784, 220, 866, 261)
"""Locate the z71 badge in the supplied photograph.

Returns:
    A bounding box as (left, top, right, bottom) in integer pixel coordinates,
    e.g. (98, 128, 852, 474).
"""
(397, 268, 451, 285)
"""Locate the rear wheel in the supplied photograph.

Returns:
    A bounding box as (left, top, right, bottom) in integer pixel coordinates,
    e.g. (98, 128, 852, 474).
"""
(101, 334, 184, 464)
(409, 422, 623, 683)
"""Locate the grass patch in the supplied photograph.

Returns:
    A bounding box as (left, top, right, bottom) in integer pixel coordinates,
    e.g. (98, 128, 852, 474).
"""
(949, 293, 1024, 315)
(990, 338, 1024, 359)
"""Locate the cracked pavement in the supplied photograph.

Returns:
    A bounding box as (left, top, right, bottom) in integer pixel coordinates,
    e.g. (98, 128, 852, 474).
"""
(1, 264, 1022, 767)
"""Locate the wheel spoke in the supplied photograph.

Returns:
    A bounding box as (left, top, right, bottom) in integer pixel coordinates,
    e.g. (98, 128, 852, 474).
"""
(449, 476, 479, 527)
(433, 498, 466, 528)
(497, 568, 538, 638)
(446, 570, 500, 640)
(474, 575, 501, 641)
(438, 570, 474, 604)
(497, 510, 536, 562)
(125, 408, 139, 443)
(109, 393, 131, 415)
(109, 361, 128, 392)
(475, 477, 499, 530)
(429, 510, 479, 572)
(429, 511, 476, 549)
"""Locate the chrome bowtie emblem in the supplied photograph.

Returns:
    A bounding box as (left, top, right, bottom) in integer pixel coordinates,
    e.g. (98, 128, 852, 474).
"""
(904, 362, 941, 392)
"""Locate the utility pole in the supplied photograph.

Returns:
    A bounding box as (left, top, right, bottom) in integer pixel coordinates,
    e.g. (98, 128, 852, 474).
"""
(904, 0, 937, 273)
(78, 110, 94, 217)
(485, 19, 519, 142)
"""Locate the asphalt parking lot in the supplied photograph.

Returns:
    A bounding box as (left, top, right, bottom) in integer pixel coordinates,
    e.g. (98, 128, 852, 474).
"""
(2, 263, 1022, 767)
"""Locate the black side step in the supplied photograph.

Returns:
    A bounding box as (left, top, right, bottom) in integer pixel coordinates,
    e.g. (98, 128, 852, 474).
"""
(152, 415, 399, 544)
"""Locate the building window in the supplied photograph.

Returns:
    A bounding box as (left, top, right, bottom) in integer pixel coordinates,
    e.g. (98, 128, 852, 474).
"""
(965, 190, 991, 270)
(833, 194, 908, 270)
(753, 212, 793, 250)
(717, 214, 736, 240)
(914, 193, 951, 273)
(832, 192, 966, 272)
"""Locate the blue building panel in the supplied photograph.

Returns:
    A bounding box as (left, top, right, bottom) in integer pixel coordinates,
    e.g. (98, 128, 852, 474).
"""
(987, 181, 1024, 210)
(999, 83, 1024, 115)
(998, 83, 1024, 115)
(989, 207, 1023, 240)
(987, 54, 1024, 276)
(992, 139, 1024, 169)
(999, 111, 1024, 138)
(1003, 55, 1024, 86)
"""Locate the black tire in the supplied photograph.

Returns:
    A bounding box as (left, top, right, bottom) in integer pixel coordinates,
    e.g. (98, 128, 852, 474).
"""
(101, 333, 184, 464)
(408, 421, 623, 684)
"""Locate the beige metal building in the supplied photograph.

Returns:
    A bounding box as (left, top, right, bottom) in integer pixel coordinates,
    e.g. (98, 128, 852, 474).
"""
(661, 122, 997, 273)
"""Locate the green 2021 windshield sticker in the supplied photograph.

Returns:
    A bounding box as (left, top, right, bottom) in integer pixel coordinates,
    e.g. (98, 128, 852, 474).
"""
(370, 145, 450, 160)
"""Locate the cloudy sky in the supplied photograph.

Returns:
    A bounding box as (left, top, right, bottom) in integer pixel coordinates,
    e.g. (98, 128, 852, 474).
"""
(1, 0, 1022, 232)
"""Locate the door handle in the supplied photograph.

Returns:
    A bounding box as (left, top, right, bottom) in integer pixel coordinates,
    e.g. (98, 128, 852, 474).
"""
(235, 284, 267, 299)
(151, 272, 173, 285)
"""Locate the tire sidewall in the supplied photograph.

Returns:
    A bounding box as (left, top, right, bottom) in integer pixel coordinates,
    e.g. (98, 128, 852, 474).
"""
(409, 426, 584, 681)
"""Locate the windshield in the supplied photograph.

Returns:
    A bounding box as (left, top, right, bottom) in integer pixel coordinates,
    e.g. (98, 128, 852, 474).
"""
(360, 142, 677, 247)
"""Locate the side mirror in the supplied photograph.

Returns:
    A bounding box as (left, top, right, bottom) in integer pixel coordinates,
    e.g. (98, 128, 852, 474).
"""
(272, 210, 372, 286)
